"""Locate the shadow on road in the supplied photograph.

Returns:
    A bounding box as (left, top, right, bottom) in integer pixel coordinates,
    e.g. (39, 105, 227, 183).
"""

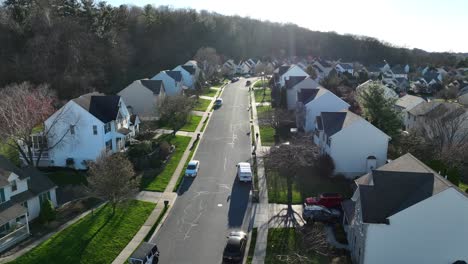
(178, 176, 195, 195)
(227, 175, 251, 228)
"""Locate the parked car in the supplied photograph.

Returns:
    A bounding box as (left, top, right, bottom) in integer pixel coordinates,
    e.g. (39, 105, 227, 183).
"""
(223, 231, 247, 263)
(185, 160, 200, 177)
(236, 162, 252, 182)
(302, 205, 341, 223)
(214, 98, 223, 107)
(129, 242, 159, 264)
(244, 74, 251, 78)
(304, 193, 343, 208)
(231, 77, 239, 82)
(246, 80, 251, 86)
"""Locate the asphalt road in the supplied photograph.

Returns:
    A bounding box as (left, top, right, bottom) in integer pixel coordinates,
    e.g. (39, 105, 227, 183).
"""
(153, 78, 253, 264)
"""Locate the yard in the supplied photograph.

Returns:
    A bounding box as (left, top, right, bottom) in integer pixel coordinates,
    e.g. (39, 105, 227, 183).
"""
(179, 115, 202, 132)
(202, 88, 219, 97)
(44, 169, 88, 186)
(267, 168, 353, 204)
(259, 126, 275, 146)
(266, 228, 349, 264)
(10, 200, 155, 264)
(254, 88, 271, 103)
(141, 135, 191, 192)
(253, 80, 268, 88)
(193, 98, 212, 112)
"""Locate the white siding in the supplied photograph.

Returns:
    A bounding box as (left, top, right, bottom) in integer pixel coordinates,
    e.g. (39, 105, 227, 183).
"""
(286, 78, 320, 110)
(363, 188, 468, 264)
(304, 93, 350, 132)
(173, 65, 194, 88)
(152, 72, 181, 96)
(118, 81, 164, 119)
(279, 66, 309, 88)
(329, 120, 389, 178)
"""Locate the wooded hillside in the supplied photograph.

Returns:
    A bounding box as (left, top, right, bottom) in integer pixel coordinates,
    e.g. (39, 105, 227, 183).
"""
(0, 0, 458, 98)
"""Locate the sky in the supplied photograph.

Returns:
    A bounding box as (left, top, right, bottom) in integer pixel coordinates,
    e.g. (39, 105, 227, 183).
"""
(106, 0, 468, 53)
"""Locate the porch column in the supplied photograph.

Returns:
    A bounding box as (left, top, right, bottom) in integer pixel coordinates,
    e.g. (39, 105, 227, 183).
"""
(25, 213, 30, 235)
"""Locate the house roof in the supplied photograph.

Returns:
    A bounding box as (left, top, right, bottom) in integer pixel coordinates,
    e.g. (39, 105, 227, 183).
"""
(320, 110, 362, 137)
(298, 88, 328, 105)
(391, 65, 406, 74)
(366, 65, 381, 73)
(423, 71, 440, 83)
(355, 153, 461, 224)
(316, 59, 331, 67)
(408, 101, 439, 116)
(24, 166, 56, 196)
(338, 63, 353, 70)
(395, 95, 425, 110)
(181, 65, 196, 75)
(73, 93, 121, 123)
(0, 202, 27, 226)
(285, 76, 307, 90)
(165, 71, 182, 82)
(140, 80, 164, 95)
(278, 65, 292, 76)
(117, 127, 130, 135)
(0, 155, 29, 186)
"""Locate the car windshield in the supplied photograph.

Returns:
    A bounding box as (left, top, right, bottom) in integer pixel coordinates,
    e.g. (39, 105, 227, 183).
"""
(187, 165, 197, 170)
(225, 241, 240, 253)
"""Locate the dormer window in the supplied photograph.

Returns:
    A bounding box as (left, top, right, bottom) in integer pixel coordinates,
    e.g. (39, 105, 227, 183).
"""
(11, 180, 17, 192)
(105, 123, 111, 134)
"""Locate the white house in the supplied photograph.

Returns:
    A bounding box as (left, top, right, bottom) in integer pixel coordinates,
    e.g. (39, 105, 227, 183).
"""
(335, 63, 354, 75)
(278, 64, 309, 89)
(184, 60, 200, 78)
(222, 59, 237, 76)
(173, 65, 197, 89)
(22, 93, 139, 170)
(296, 87, 350, 132)
(314, 110, 390, 178)
(343, 153, 468, 264)
(118, 79, 166, 120)
(394, 95, 425, 130)
(0, 155, 57, 252)
(151, 70, 184, 96)
(286, 77, 320, 110)
(237, 60, 252, 75)
(356, 80, 398, 102)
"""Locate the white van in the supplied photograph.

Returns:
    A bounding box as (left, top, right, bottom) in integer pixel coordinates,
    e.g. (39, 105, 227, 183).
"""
(236, 162, 252, 182)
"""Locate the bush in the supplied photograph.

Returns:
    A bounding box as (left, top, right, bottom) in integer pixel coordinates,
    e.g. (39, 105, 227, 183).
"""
(127, 141, 152, 158)
(39, 199, 56, 224)
(159, 141, 172, 160)
(427, 160, 460, 186)
(317, 154, 335, 178)
(135, 131, 156, 141)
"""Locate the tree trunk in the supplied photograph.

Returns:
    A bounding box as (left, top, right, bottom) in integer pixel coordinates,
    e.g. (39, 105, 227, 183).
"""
(286, 175, 293, 214)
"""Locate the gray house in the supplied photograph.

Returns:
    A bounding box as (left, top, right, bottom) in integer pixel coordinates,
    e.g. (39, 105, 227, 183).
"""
(118, 79, 166, 120)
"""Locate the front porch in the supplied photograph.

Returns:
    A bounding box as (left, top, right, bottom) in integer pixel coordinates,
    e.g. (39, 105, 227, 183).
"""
(0, 204, 30, 253)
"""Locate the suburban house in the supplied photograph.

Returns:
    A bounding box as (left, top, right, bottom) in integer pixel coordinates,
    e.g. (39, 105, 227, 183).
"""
(314, 110, 390, 178)
(394, 95, 425, 130)
(277, 64, 309, 89)
(391, 65, 408, 79)
(312, 59, 333, 78)
(151, 70, 184, 96)
(117, 79, 166, 120)
(356, 80, 398, 101)
(237, 60, 254, 75)
(222, 59, 237, 76)
(296, 88, 350, 132)
(173, 64, 197, 89)
(21, 93, 138, 170)
(458, 85, 468, 106)
(0, 155, 57, 252)
(286, 77, 320, 110)
(335, 63, 354, 75)
(184, 60, 200, 78)
(342, 153, 468, 264)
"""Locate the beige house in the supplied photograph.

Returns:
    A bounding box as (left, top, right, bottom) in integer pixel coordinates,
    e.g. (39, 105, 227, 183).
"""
(118, 79, 166, 120)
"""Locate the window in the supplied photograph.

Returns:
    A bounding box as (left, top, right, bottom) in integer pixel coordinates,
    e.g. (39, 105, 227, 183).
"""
(39, 191, 51, 204)
(70, 125, 75, 135)
(105, 140, 113, 152)
(0, 188, 5, 203)
(0, 223, 10, 233)
(116, 138, 122, 150)
(11, 180, 17, 192)
(21, 201, 28, 210)
(326, 137, 331, 146)
(93, 125, 98, 135)
(105, 123, 112, 134)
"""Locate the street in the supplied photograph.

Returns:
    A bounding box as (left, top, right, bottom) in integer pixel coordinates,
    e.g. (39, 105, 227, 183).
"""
(152, 79, 253, 263)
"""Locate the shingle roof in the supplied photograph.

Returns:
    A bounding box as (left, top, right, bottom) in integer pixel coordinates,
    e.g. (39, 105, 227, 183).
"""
(0, 155, 29, 186)
(0, 202, 27, 226)
(356, 153, 459, 224)
(73, 93, 121, 123)
(320, 111, 362, 137)
(140, 80, 164, 95)
(395, 95, 425, 110)
(285, 76, 307, 90)
(165, 71, 182, 82)
(338, 63, 353, 70)
(408, 101, 440, 116)
(391, 65, 406, 74)
(181, 65, 196, 75)
(278, 65, 291, 76)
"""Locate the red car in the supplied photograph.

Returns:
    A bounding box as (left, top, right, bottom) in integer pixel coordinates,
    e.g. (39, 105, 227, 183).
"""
(304, 193, 343, 208)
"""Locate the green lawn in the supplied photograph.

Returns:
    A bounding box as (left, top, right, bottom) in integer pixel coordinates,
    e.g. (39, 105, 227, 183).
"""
(142, 135, 191, 192)
(459, 182, 468, 192)
(44, 170, 88, 186)
(267, 168, 353, 204)
(11, 200, 155, 264)
(256, 105, 271, 114)
(202, 88, 219, 97)
(266, 228, 329, 264)
(144, 204, 167, 242)
(246, 228, 258, 264)
(193, 98, 212, 112)
(0, 140, 20, 166)
(180, 115, 202, 132)
(254, 88, 271, 103)
(259, 126, 275, 146)
(254, 80, 268, 88)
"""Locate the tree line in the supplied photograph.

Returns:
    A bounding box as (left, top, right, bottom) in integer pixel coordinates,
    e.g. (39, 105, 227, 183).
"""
(0, 0, 459, 99)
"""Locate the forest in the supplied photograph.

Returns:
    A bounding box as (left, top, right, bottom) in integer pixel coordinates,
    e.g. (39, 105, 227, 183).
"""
(0, 0, 459, 99)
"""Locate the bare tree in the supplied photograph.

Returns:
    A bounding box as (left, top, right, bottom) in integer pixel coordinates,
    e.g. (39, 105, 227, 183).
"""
(194, 47, 220, 80)
(0, 82, 77, 166)
(87, 153, 140, 214)
(258, 108, 295, 141)
(264, 136, 319, 225)
(159, 95, 194, 135)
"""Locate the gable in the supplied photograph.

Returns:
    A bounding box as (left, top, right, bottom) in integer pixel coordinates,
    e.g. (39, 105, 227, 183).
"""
(283, 65, 308, 78)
